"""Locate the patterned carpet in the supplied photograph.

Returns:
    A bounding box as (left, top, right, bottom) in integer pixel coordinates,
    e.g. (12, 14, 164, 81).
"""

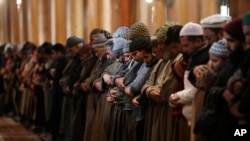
(0, 117, 40, 141)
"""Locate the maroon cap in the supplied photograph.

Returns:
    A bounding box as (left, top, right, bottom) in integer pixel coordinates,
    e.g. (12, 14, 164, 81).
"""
(224, 19, 245, 42)
(79, 43, 91, 54)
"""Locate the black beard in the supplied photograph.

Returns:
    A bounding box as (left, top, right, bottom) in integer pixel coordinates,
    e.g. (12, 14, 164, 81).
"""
(229, 45, 245, 64)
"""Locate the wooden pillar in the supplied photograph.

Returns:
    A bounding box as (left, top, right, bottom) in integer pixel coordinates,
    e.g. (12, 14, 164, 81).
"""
(120, 0, 130, 27)
(84, 0, 102, 42)
(0, 0, 8, 44)
(167, 0, 188, 25)
(22, 0, 28, 43)
(101, 0, 111, 32)
(187, 0, 199, 22)
(17, 1, 24, 44)
(229, 0, 250, 19)
(40, 0, 51, 43)
(70, 0, 84, 38)
(54, 0, 67, 44)
(24, 0, 39, 45)
(112, 0, 134, 33)
(83, 0, 88, 41)
(237, 0, 249, 18)
(136, 0, 167, 34)
(26, 0, 39, 45)
(167, 0, 219, 25)
(96, 0, 103, 28)
(9, 0, 19, 44)
(228, 0, 239, 19)
(138, 0, 146, 23)
(136, 0, 152, 33)
(0, 0, 228, 45)
(200, 0, 218, 19)
(153, 0, 166, 31)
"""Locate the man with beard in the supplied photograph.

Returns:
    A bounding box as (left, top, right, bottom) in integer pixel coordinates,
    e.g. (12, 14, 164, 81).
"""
(141, 22, 182, 141)
(193, 14, 231, 81)
(58, 36, 84, 141)
(200, 14, 231, 47)
(233, 12, 250, 122)
(187, 14, 231, 141)
(48, 43, 68, 140)
(81, 31, 113, 141)
(165, 25, 192, 141)
(123, 37, 160, 141)
(169, 22, 208, 126)
(196, 19, 247, 141)
(214, 13, 250, 141)
(91, 36, 129, 141)
(70, 28, 104, 141)
(106, 22, 151, 141)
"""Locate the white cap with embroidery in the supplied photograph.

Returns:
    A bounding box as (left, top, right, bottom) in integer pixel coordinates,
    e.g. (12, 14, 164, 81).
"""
(200, 14, 232, 28)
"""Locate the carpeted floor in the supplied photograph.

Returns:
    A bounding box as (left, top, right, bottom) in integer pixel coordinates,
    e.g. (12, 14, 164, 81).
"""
(0, 117, 40, 141)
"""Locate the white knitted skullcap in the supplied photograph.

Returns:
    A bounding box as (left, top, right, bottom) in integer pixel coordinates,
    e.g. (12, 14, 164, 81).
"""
(209, 39, 229, 58)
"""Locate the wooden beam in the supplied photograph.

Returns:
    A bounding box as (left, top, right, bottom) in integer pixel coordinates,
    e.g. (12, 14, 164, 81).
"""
(70, 0, 84, 38)
(55, 0, 67, 44)
(0, 0, 8, 44)
(9, 0, 19, 44)
(40, 0, 52, 43)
